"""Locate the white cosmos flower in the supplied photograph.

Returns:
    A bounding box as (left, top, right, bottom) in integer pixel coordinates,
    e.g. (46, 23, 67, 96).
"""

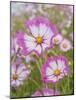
(11, 64, 30, 87)
(17, 17, 57, 56)
(41, 56, 69, 83)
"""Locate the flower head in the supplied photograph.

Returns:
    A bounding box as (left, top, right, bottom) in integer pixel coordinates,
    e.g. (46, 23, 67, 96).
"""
(11, 63, 30, 87)
(60, 39, 71, 52)
(32, 88, 60, 97)
(17, 17, 58, 56)
(52, 34, 63, 45)
(41, 56, 69, 83)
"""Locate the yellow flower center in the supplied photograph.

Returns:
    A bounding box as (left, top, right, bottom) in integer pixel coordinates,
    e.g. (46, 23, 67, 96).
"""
(13, 74, 18, 80)
(54, 69, 61, 76)
(36, 36, 43, 44)
(63, 43, 67, 48)
(54, 38, 59, 43)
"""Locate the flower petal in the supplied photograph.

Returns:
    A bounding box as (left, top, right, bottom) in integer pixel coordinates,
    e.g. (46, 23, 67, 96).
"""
(19, 70, 30, 80)
(43, 28, 53, 39)
(35, 45, 42, 55)
(25, 40, 37, 52)
(57, 59, 63, 70)
(24, 34, 35, 42)
(49, 61, 57, 70)
(39, 24, 48, 36)
(46, 67, 53, 76)
(30, 25, 39, 37)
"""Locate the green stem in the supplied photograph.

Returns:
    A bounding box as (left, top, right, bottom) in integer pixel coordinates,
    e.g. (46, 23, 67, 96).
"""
(67, 75, 70, 92)
(50, 50, 57, 56)
(36, 60, 41, 74)
(53, 83, 57, 95)
(29, 78, 41, 89)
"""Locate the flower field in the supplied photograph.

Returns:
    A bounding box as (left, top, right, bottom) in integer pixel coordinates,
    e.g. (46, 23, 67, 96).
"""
(10, 2, 74, 98)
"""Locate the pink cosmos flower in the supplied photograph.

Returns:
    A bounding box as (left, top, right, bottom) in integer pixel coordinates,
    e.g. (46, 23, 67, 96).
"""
(11, 63, 30, 87)
(60, 39, 71, 52)
(41, 56, 69, 83)
(32, 88, 60, 97)
(17, 17, 58, 56)
(52, 34, 63, 45)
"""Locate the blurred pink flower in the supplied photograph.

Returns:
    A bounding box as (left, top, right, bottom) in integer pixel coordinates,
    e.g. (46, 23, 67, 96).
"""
(32, 88, 60, 97)
(17, 17, 58, 56)
(60, 39, 71, 52)
(52, 34, 63, 45)
(11, 37, 19, 56)
(70, 32, 73, 41)
(25, 55, 36, 63)
(41, 56, 69, 83)
(11, 63, 30, 87)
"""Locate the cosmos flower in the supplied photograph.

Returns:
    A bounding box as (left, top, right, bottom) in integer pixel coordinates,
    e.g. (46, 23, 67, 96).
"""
(17, 17, 58, 56)
(32, 88, 60, 97)
(60, 39, 71, 52)
(41, 56, 69, 83)
(11, 63, 30, 87)
(52, 34, 63, 45)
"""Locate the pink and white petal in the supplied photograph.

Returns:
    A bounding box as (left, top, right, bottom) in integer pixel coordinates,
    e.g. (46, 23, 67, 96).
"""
(46, 67, 53, 76)
(11, 80, 16, 87)
(39, 24, 48, 36)
(25, 40, 37, 52)
(63, 68, 69, 75)
(43, 88, 53, 96)
(16, 80, 21, 87)
(29, 25, 39, 37)
(61, 60, 66, 70)
(44, 92, 52, 96)
(24, 34, 35, 42)
(50, 76, 58, 83)
(43, 28, 54, 40)
(58, 73, 64, 79)
(32, 91, 42, 97)
(11, 64, 16, 75)
(35, 45, 42, 55)
(43, 38, 51, 48)
(47, 74, 55, 80)
(47, 75, 58, 83)
(19, 70, 30, 80)
(41, 43, 48, 51)
(57, 59, 63, 70)
(49, 61, 58, 70)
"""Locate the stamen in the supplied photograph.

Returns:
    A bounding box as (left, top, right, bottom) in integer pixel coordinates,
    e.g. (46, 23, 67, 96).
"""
(13, 74, 18, 80)
(36, 36, 43, 44)
(54, 69, 61, 76)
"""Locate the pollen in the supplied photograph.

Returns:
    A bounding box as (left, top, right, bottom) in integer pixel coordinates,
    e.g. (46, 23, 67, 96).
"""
(63, 43, 67, 48)
(54, 69, 61, 76)
(36, 36, 43, 44)
(54, 38, 59, 43)
(13, 74, 18, 80)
